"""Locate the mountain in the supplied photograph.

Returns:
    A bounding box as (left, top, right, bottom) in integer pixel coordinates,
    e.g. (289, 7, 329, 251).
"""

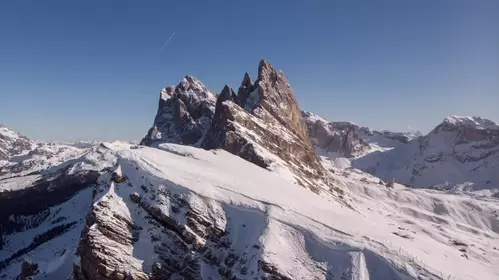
(144, 60, 332, 193)
(352, 116, 499, 190)
(302, 111, 417, 160)
(0, 125, 34, 161)
(1, 61, 499, 280)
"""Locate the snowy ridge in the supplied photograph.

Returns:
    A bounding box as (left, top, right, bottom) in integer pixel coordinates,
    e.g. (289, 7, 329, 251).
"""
(73, 144, 498, 279)
(444, 116, 499, 130)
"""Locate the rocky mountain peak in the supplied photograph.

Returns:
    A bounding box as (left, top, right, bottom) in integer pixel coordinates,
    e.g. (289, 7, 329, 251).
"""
(177, 75, 215, 100)
(257, 59, 279, 84)
(235, 72, 255, 110)
(212, 85, 236, 122)
(251, 60, 311, 144)
(219, 85, 236, 103)
(206, 61, 330, 190)
(141, 76, 217, 146)
(241, 72, 253, 89)
(143, 60, 330, 192)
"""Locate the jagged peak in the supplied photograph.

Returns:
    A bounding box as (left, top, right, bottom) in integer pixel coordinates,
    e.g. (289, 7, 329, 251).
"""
(219, 85, 236, 102)
(179, 75, 206, 90)
(240, 72, 254, 89)
(442, 115, 498, 130)
(176, 75, 215, 99)
(257, 59, 281, 83)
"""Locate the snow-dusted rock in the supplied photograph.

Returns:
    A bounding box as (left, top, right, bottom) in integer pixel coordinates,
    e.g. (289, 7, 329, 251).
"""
(141, 76, 217, 147)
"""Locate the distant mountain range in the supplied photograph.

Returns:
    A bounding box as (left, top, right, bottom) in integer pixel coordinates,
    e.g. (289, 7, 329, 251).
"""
(302, 112, 499, 190)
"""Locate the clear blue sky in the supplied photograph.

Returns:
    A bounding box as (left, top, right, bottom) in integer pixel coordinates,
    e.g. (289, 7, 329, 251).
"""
(1, 0, 498, 140)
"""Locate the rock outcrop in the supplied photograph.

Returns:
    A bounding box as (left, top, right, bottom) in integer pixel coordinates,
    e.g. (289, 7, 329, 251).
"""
(302, 112, 370, 158)
(141, 76, 217, 147)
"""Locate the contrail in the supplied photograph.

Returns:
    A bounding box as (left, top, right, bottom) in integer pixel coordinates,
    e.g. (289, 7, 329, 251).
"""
(160, 32, 176, 52)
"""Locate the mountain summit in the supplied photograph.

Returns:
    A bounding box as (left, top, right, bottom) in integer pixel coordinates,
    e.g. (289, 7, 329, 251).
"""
(141, 76, 217, 146)
(144, 60, 332, 192)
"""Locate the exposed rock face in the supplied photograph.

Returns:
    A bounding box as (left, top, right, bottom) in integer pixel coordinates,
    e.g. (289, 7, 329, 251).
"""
(202, 61, 329, 191)
(141, 76, 217, 147)
(302, 112, 370, 158)
(245, 60, 311, 144)
(0, 125, 33, 161)
(352, 116, 499, 189)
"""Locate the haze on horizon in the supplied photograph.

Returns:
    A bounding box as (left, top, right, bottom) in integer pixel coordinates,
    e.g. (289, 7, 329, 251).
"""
(0, 0, 498, 141)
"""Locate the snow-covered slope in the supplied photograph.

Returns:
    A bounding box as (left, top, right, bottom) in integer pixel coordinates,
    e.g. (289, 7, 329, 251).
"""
(0, 144, 114, 279)
(2, 143, 497, 279)
(352, 116, 499, 190)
